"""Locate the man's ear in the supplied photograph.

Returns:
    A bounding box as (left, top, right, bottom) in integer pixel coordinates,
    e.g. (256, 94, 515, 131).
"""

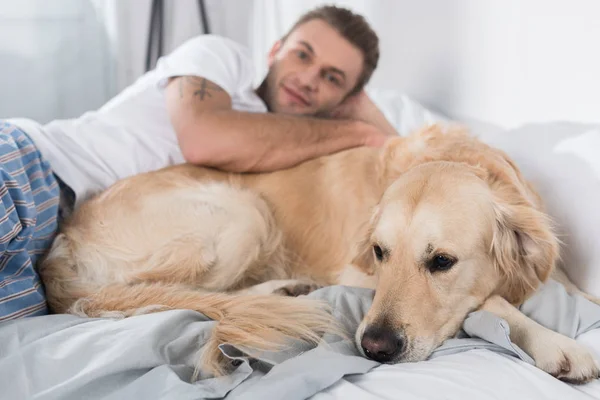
(267, 40, 283, 67)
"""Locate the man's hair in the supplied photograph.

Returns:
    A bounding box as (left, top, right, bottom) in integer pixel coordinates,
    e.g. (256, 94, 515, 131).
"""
(282, 5, 380, 95)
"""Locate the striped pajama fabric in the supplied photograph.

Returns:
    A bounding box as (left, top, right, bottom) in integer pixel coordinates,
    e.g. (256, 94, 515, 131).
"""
(0, 121, 59, 321)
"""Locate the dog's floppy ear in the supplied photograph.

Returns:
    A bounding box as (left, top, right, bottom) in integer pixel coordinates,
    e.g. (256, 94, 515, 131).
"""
(351, 232, 375, 274)
(379, 136, 410, 180)
(350, 206, 381, 274)
(380, 124, 473, 180)
(491, 196, 559, 305)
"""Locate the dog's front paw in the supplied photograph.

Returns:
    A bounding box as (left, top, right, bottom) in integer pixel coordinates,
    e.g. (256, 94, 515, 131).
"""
(273, 282, 322, 297)
(529, 333, 599, 384)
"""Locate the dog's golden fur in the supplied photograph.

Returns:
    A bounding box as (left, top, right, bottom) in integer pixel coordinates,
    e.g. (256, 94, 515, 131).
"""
(39, 124, 599, 382)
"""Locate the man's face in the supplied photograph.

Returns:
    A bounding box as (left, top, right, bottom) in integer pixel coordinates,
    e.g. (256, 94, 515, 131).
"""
(262, 19, 364, 116)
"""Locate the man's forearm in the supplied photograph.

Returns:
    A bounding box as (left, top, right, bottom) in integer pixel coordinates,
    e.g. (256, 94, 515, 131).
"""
(181, 110, 378, 172)
(361, 106, 398, 137)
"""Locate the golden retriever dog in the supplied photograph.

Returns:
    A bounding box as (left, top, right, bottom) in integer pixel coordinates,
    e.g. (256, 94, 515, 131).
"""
(39, 124, 599, 383)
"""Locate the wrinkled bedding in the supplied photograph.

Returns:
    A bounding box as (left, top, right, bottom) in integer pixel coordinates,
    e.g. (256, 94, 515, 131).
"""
(1, 280, 599, 400)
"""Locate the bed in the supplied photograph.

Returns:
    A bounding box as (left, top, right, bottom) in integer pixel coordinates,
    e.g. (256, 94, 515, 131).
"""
(2, 91, 600, 399)
(2, 282, 599, 399)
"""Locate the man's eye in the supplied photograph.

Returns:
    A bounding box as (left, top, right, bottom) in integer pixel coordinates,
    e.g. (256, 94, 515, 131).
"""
(297, 50, 309, 60)
(324, 73, 340, 86)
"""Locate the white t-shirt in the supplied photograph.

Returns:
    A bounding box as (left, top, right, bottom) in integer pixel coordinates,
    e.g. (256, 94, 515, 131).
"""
(17, 35, 267, 207)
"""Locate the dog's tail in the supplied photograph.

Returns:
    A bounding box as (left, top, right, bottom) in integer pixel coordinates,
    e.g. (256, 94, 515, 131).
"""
(71, 282, 338, 377)
(39, 237, 339, 377)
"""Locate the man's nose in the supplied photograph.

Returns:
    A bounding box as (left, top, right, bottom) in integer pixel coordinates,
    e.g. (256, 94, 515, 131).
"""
(296, 67, 319, 91)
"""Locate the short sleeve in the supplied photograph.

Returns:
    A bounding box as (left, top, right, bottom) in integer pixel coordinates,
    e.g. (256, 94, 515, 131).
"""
(155, 34, 254, 97)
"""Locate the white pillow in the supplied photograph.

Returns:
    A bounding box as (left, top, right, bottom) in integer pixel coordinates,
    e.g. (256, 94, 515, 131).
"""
(367, 88, 447, 136)
(474, 122, 600, 297)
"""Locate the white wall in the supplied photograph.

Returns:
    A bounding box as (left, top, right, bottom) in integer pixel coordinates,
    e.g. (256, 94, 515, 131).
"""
(106, 0, 255, 93)
(451, 0, 600, 128)
(0, 0, 114, 123)
(246, 0, 600, 128)
(3, 0, 597, 127)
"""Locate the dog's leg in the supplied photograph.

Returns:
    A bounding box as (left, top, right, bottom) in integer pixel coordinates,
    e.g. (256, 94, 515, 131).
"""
(337, 264, 377, 289)
(236, 279, 322, 297)
(42, 182, 291, 309)
(130, 183, 290, 292)
(240, 262, 379, 298)
(481, 295, 599, 384)
(551, 265, 600, 305)
(70, 282, 338, 378)
(237, 279, 308, 295)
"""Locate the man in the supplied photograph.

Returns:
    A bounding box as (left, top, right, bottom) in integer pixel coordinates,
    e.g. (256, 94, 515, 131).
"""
(0, 5, 395, 320)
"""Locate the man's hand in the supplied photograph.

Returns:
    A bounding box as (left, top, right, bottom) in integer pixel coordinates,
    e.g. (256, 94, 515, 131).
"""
(331, 90, 398, 137)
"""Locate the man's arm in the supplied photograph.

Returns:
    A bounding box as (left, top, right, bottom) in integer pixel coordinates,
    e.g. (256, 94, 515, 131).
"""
(165, 76, 387, 173)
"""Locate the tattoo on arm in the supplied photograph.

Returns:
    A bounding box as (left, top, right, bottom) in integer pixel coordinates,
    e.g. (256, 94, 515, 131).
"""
(179, 76, 224, 100)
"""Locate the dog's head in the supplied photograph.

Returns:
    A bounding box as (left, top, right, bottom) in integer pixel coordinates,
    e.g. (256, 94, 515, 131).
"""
(352, 127, 558, 364)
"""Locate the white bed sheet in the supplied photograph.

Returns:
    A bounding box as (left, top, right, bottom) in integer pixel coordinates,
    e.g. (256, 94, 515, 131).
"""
(312, 330, 600, 400)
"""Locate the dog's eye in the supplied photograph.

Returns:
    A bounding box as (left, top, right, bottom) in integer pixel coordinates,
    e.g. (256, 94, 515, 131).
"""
(428, 254, 456, 272)
(373, 245, 384, 262)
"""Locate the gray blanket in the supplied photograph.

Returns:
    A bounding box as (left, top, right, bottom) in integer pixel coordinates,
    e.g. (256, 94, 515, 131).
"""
(1, 280, 599, 400)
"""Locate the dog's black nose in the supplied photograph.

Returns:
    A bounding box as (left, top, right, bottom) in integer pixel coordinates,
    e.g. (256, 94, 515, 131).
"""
(361, 324, 404, 363)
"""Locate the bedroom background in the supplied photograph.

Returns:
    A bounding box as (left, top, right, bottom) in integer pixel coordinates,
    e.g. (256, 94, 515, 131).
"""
(1, 0, 599, 127)
(2, 2, 600, 398)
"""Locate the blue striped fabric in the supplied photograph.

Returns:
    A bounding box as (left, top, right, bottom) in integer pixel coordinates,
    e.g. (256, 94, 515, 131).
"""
(0, 121, 59, 321)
